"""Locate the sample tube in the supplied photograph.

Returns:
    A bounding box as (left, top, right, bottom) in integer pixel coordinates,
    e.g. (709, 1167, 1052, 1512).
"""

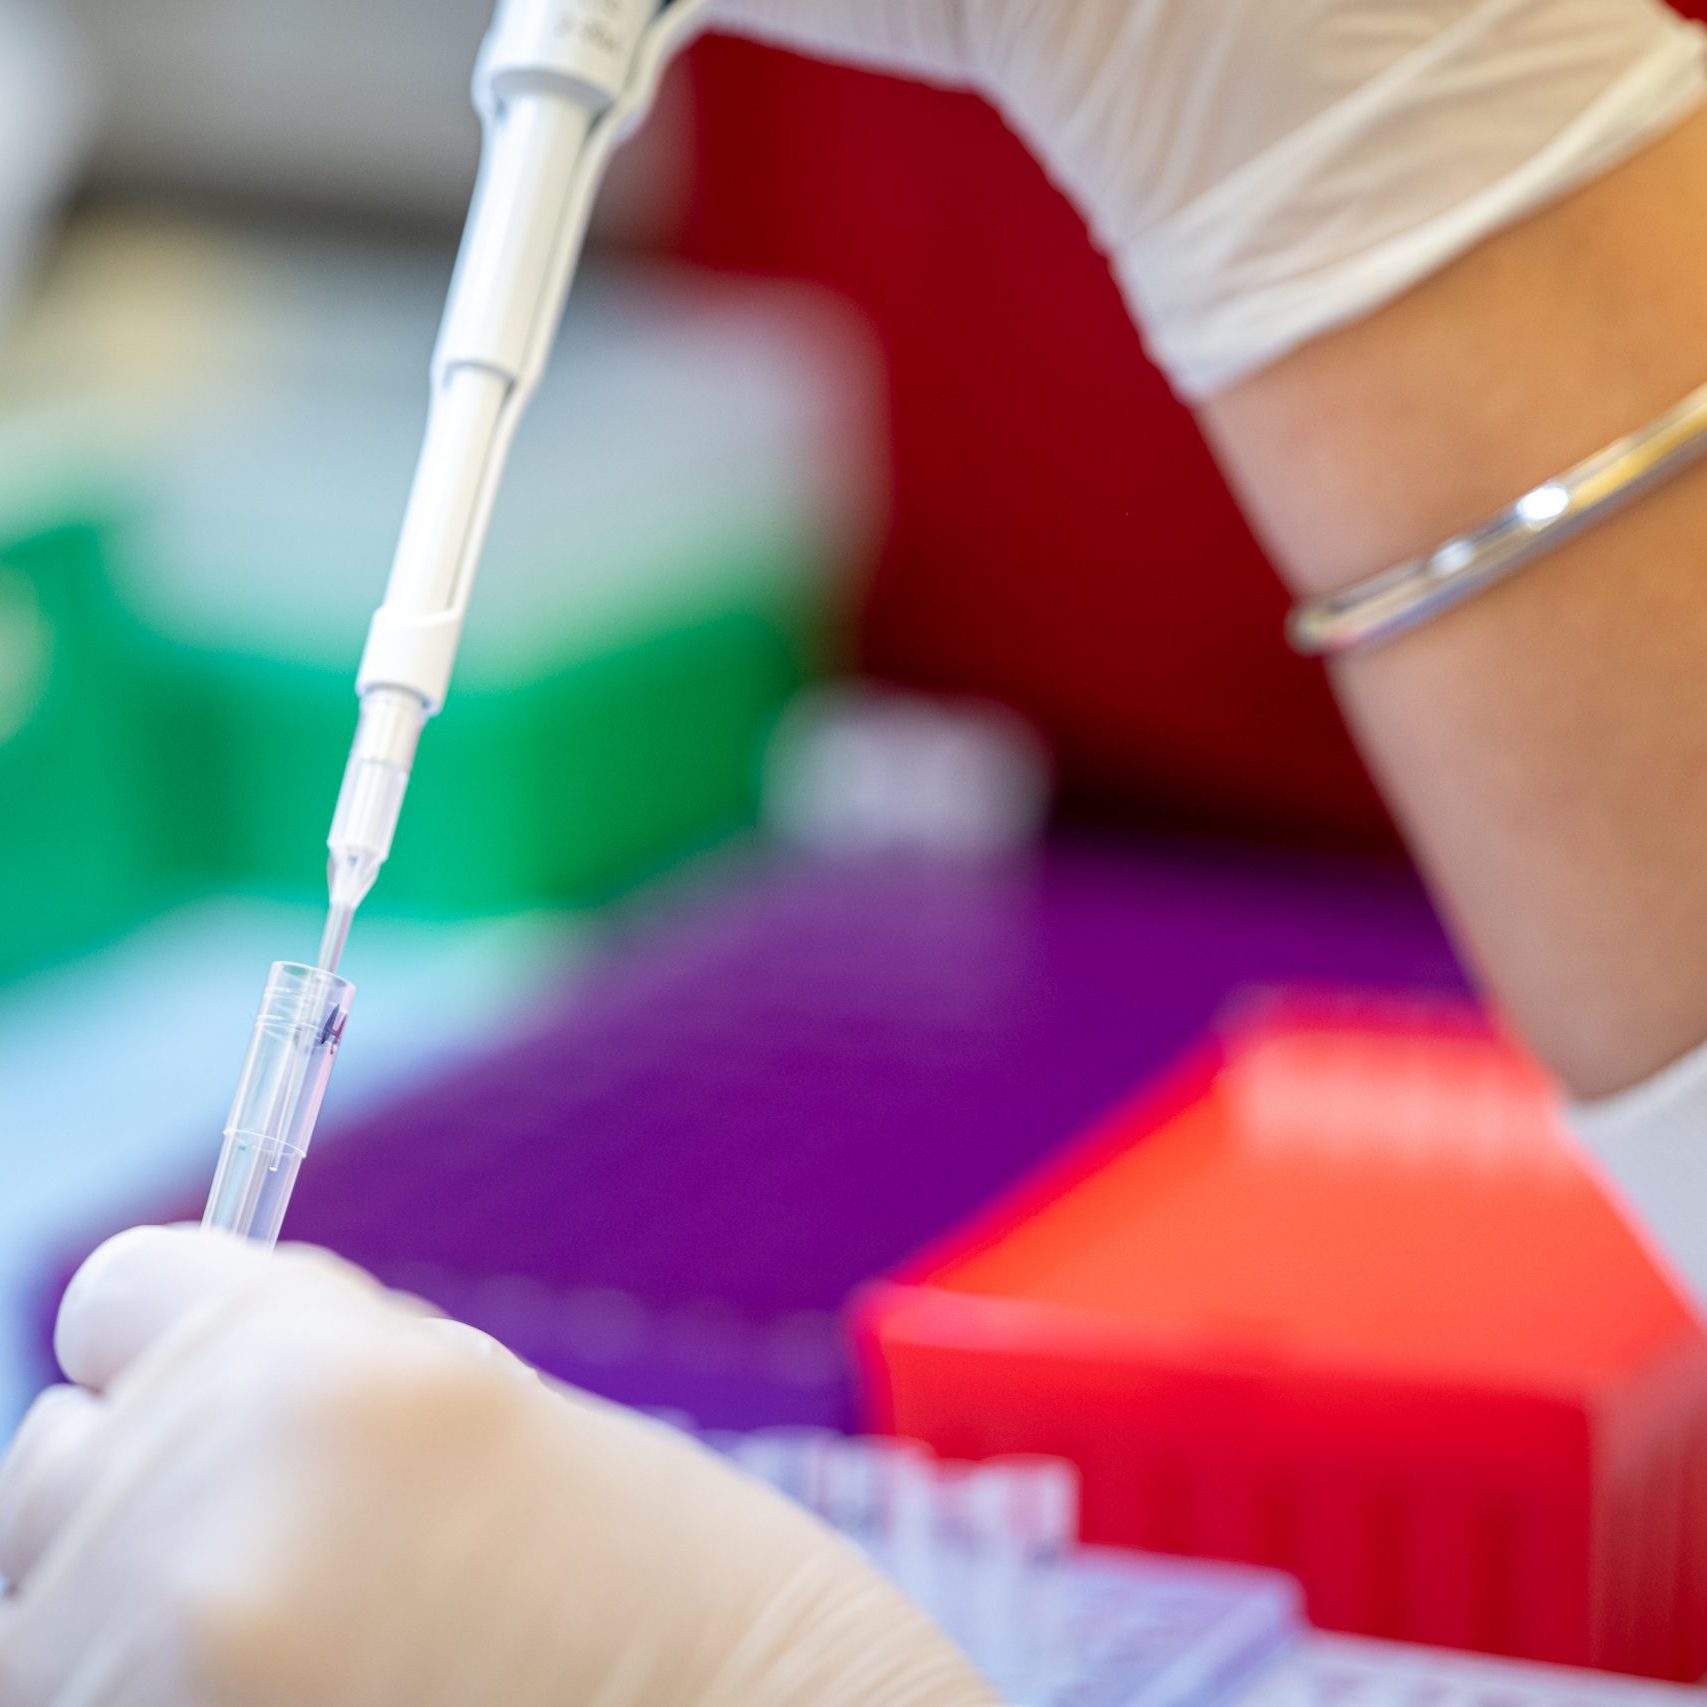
(204, 962, 354, 1248)
(969, 1457, 1079, 1701)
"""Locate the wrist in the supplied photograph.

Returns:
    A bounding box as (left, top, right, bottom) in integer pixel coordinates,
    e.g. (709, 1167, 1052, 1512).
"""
(1200, 107, 1707, 607)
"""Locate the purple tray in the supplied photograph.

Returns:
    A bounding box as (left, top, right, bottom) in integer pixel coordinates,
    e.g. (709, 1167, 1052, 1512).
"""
(41, 840, 1463, 1428)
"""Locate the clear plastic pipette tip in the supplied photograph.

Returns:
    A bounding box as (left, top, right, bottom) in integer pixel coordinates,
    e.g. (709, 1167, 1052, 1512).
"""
(317, 901, 354, 976)
(317, 686, 427, 977)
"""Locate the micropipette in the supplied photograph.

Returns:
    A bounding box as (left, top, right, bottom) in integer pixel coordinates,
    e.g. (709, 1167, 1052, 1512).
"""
(320, 0, 708, 980)
(205, 0, 706, 1247)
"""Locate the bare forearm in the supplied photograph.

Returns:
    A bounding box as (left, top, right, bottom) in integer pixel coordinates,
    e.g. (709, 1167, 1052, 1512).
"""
(1202, 110, 1707, 1098)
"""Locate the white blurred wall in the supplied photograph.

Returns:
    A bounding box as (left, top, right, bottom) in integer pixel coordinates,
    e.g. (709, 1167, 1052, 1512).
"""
(57, 0, 692, 228)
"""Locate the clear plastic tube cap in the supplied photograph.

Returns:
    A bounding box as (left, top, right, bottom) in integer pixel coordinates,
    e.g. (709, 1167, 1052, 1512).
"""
(204, 962, 355, 1247)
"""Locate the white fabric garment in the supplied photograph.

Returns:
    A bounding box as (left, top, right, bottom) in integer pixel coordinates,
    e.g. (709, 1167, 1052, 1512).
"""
(1570, 1040, 1707, 1319)
(712, 0, 1707, 397)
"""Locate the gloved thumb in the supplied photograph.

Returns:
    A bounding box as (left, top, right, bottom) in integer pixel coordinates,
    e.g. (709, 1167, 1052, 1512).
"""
(55, 1226, 378, 1393)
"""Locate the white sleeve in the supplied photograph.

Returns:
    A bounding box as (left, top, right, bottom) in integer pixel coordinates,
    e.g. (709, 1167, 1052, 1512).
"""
(1121, 0, 1707, 399)
(1567, 1038, 1707, 1319)
(715, 0, 1707, 402)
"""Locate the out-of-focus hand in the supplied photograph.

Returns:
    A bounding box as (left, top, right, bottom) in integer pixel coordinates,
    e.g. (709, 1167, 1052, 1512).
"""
(704, 0, 1705, 399)
(0, 1227, 997, 1707)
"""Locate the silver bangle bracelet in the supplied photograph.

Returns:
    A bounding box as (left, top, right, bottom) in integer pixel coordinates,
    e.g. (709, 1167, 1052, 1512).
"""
(1286, 378, 1707, 658)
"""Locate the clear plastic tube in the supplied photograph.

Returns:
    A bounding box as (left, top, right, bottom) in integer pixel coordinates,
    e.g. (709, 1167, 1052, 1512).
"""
(701, 1427, 1305, 1705)
(204, 962, 354, 1248)
(965, 1457, 1078, 1700)
(717, 1432, 1079, 1698)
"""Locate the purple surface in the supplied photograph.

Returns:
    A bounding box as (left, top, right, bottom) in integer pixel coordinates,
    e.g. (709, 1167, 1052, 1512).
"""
(44, 839, 1466, 1428)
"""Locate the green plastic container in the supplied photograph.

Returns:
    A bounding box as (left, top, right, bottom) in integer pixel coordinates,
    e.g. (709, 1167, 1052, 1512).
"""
(0, 511, 163, 979)
(141, 580, 829, 914)
(93, 242, 878, 916)
(0, 226, 878, 932)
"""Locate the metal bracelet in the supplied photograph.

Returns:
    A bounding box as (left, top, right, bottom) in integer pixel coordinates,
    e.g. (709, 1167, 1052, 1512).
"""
(1286, 378, 1707, 658)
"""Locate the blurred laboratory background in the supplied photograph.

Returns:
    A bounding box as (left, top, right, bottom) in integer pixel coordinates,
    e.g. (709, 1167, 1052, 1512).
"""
(6, 5, 1707, 1703)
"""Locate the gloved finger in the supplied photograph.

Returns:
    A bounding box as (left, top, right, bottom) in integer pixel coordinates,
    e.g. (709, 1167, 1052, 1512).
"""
(56, 1226, 375, 1394)
(417, 1317, 540, 1382)
(54, 1226, 274, 1392)
(0, 1386, 104, 1588)
(0, 1586, 181, 1706)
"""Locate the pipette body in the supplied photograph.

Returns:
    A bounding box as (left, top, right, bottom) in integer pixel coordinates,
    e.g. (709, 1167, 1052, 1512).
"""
(319, 0, 701, 973)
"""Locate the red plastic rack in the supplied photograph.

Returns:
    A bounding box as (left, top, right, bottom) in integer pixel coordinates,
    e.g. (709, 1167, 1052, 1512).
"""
(853, 992, 1707, 1679)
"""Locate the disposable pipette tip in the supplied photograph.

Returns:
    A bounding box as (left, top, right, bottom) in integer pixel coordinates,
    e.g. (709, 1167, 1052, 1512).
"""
(317, 902, 354, 975)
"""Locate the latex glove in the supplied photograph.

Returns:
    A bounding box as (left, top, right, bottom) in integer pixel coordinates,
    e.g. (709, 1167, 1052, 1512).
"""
(706, 0, 1707, 398)
(0, 1227, 997, 1707)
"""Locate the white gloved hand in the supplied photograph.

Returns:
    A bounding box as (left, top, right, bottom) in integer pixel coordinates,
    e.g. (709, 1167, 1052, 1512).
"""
(0, 1227, 997, 1707)
(707, 0, 1707, 398)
